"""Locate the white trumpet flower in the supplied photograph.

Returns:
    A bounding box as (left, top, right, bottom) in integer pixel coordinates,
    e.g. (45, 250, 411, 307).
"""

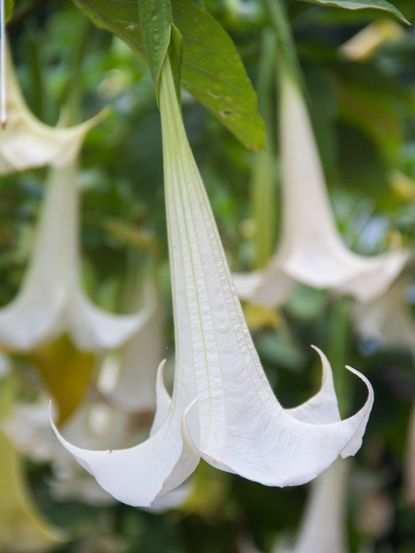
(234, 71, 407, 307)
(98, 282, 165, 413)
(0, 161, 144, 351)
(240, 461, 350, 553)
(0, 45, 97, 174)
(280, 460, 350, 553)
(353, 277, 415, 506)
(51, 60, 373, 508)
(353, 276, 415, 357)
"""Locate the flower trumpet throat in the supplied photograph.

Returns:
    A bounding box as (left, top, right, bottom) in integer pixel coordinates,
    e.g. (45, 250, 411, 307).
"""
(51, 60, 374, 508)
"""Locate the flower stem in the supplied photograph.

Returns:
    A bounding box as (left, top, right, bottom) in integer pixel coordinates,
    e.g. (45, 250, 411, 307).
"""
(327, 296, 351, 418)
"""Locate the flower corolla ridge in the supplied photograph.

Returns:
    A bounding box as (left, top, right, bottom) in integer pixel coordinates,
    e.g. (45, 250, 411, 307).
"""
(50, 59, 374, 508)
(0, 159, 147, 352)
(233, 69, 408, 307)
(0, 43, 101, 174)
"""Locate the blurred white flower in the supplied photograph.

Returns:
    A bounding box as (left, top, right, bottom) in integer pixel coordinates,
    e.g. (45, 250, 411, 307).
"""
(353, 277, 415, 508)
(51, 60, 373, 508)
(239, 460, 350, 553)
(280, 460, 350, 553)
(234, 71, 407, 307)
(98, 281, 165, 412)
(0, 44, 98, 174)
(0, 161, 145, 351)
(353, 275, 415, 508)
(353, 276, 415, 357)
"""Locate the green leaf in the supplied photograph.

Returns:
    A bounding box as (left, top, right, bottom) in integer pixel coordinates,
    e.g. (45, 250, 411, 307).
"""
(302, 0, 410, 25)
(173, 0, 264, 149)
(71, 0, 264, 149)
(5, 0, 14, 22)
(138, 0, 172, 93)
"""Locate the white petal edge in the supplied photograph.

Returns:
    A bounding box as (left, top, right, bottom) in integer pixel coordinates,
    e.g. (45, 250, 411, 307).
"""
(49, 362, 199, 507)
(66, 289, 149, 351)
(184, 349, 373, 487)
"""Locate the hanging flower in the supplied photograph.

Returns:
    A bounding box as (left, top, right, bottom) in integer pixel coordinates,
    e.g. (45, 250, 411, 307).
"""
(239, 461, 350, 553)
(353, 275, 415, 506)
(280, 460, 350, 553)
(98, 278, 165, 413)
(234, 69, 408, 307)
(5, 362, 184, 510)
(51, 59, 373, 508)
(0, 160, 145, 351)
(0, 44, 98, 174)
(353, 275, 415, 356)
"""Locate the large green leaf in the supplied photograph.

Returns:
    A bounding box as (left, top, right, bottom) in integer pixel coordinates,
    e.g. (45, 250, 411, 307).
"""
(72, 0, 264, 149)
(302, 0, 410, 25)
(138, 0, 172, 90)
(173, 0, 264, 150)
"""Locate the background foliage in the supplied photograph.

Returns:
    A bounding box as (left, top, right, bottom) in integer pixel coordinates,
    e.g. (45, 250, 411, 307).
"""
(2, 0, 415, 551)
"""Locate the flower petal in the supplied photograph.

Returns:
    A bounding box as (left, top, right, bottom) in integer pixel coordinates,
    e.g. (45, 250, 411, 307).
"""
(0, 163, 74, 350)
(353, 275, 415, 354)
(233, 267, 295, 307)
(0, 44, 100, 174)
(288, 460, 350, 553)
(67, 288, 148, 351)
(102, 292, 165, 411)
(235, 71, 407, 307)
(277, 74, 407, 301)
(50, 352, 197, 508)
(150, 360, 172, 435)
(286, 346, 341, 425)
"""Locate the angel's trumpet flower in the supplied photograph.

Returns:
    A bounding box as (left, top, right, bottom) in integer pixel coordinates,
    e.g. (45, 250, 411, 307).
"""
(353, 276, 415, 357)
(234, 70, 407, 307)
(353, 276, 415, 505)
(240, 461, 350, 553)
(280, 460, 350, 553)
(0, 160, 144, 351)
(51, 60, 373, 508)
(0, 45, 97, 173)
(98, 280, 165, 413)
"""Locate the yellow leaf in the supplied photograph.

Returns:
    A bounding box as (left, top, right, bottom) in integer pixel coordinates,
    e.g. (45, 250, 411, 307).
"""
(30, 335, 96, 425)
(181, 461, 234, 521)
(0, 432, 64, 552)
(243, 303, 281, 331)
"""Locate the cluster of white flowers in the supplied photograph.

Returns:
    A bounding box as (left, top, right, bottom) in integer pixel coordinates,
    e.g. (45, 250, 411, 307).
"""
(1, 15, 411, 549)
